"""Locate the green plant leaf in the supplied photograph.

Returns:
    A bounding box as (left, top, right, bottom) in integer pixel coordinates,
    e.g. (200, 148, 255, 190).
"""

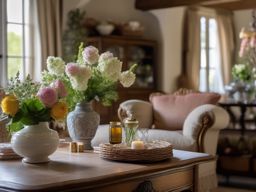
(26, 98, 45, 112)
(20, 115, 37, 125)
(12, 110, 23, 123)
(7, 121, 24, 133)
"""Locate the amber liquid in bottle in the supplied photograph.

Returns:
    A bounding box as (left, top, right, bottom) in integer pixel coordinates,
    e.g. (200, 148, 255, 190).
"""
(109, 121, 122, 144)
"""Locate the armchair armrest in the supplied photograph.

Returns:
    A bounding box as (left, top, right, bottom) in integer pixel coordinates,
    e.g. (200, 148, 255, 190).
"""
(118, 99, 153, 128)
(183, 104, 229, 154)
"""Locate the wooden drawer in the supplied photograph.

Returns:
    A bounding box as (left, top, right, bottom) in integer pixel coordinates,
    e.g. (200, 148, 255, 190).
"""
(254, 158, 256, 174)
(219, 155, 251, 172)
(92, 168, 193, 192)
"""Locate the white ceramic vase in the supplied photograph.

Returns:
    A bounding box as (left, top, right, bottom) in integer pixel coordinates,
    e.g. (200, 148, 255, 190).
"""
(11, 122, 59, 164)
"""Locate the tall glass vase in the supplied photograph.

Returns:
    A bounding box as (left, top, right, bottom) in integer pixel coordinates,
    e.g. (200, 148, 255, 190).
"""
(67, 101, 100, 150)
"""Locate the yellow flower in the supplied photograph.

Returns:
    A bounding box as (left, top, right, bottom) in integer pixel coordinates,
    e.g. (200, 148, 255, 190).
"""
(1, 95, 19, 116)
(51, 101, 68, 120)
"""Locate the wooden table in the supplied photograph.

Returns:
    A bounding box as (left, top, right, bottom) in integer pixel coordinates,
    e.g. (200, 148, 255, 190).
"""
(0, 149, 214, 192)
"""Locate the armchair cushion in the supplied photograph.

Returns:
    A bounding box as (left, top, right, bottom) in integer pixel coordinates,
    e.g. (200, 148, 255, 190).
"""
(150, 93, 220, 131)
(118, 99, 153, 128)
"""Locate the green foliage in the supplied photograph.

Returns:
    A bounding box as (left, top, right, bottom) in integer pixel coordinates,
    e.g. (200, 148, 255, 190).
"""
(62, 9, 87, 62)
(77, 42, 85, 65)
(7, 32, 22, 78)
(83, 69, 118, 106)
(7, 32, 22, 56)
(4, 73, 50, 132)
(5, 72, 40, 101)
(232, 63, 255, 83)
(7, 97, 51, 133)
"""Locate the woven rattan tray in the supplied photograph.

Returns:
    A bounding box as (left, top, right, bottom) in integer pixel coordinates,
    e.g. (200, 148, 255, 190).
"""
(99, 141, 173, 162)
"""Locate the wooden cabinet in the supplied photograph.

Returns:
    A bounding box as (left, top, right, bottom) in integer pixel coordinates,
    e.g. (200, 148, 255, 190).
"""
(217, 103, 256, 178)
(87, 36, 157, 123)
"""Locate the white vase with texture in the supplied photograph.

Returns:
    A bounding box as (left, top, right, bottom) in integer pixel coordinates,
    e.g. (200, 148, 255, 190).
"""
(67, 101, 100, 150)
(11, 122, 59, 164)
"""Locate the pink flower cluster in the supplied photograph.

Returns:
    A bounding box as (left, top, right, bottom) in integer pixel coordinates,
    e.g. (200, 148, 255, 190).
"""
(37, 80, 67, 107)
(65, 63, 92, 91)
(239, 28, 256, 57)
(82, 46, 99, 65)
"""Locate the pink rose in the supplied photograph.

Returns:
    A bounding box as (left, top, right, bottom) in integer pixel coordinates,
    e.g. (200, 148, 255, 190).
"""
(37, 87, 57, 107)
(239, 38, 249, 57)
(82, 46, 99, 65)
(250, 36, 256, 48)
(66, 63, 80, 76)
(53, 80, 67, 98)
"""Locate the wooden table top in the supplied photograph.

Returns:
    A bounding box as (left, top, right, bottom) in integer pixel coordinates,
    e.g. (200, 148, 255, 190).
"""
(0, 149, 214, 191)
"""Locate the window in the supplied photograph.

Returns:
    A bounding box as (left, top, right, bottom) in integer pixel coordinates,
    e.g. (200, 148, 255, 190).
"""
(0, 0, 30, 86)
(199, 16, 224, 93)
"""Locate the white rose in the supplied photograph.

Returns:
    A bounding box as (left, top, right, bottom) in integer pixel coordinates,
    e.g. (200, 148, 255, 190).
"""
(97, 57, 122, 82)
(70, 76, 88, 91)
(99, 51, 114, 63)
(119, 71, 136, 87)
(47, 56, 65, 75)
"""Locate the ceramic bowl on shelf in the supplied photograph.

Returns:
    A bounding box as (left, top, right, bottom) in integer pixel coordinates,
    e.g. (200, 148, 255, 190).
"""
(96, 23, 115, 36)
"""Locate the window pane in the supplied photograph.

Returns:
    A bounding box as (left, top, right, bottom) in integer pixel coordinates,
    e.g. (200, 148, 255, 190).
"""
(7, 58, 23, 79)
(209, 48, 217, 68)
(209, 68, 217, 92)
(201, 49, 206, 68)
(209, 18, 217, 48)
(199, 69, 207, 92)
(24, 0, 29, 24)
(7, 24, 23, 56)
(7, 0, 23, 23)
(200, 17, 206, 48)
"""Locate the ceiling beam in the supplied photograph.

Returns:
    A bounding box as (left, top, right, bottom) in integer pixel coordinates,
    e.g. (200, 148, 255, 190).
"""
(204, 0, 256, 10)
(135, 0, 219, 11)
(135, 0, 256, 11)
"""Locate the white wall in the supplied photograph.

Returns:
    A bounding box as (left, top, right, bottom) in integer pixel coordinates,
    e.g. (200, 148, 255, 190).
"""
(62, 0, 185, 92)
(63, 0, 159, 40)
(151, 7, 186, 92)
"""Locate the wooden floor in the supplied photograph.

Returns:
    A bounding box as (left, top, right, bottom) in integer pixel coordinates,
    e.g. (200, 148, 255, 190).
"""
(213, 187, 255, 192)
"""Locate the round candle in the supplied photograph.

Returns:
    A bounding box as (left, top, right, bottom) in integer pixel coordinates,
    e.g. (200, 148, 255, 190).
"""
(131, 140, 144, 149)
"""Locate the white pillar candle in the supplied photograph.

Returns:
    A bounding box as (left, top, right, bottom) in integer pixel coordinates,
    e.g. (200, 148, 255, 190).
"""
(131, 140, 144, 149)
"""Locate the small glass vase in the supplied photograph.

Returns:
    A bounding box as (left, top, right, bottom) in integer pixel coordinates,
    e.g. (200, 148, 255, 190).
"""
(123, 117, 139, 147)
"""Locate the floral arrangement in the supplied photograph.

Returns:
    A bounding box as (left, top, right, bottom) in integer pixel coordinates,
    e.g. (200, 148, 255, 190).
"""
(42, 43, 136, 110)
(239, 28, 256, 66)
(231, 63, 256, 83)
(0, 43, 136, 132)
(0, 73, 68, 132)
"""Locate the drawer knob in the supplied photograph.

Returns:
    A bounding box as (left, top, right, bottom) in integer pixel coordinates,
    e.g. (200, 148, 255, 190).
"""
(133, 180, 156, 192)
